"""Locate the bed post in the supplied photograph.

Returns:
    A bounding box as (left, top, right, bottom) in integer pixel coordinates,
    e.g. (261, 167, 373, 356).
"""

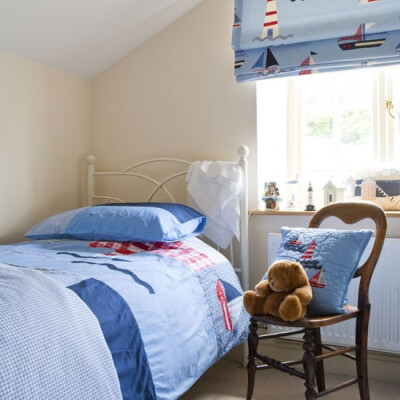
(238, 145, 249, 291)
(87, 155, 96, 206)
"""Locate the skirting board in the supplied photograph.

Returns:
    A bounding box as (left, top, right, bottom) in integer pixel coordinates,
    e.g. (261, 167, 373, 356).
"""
(226, 340, 400, 384)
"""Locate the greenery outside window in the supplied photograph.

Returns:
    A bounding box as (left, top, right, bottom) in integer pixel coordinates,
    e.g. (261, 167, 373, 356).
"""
(257, 67, 400, 209)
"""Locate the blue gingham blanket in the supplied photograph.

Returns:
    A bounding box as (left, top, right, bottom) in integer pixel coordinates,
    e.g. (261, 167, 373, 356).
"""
(0, 237, 248, 400)
(0, 263, 123, 400)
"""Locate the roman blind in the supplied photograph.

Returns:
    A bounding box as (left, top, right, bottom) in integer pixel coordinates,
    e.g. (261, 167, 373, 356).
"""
(232, 0, 400, 83)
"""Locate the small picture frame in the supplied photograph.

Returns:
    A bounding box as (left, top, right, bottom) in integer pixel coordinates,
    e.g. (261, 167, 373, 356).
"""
(262, 182, 281, 210)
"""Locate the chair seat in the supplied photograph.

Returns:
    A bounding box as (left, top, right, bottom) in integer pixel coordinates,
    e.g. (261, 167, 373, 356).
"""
(252, 304, 359, 328)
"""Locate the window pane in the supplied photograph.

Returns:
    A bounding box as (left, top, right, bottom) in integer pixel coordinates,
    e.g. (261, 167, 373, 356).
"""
(299, 70, 374, 187)
(390, 66, 400, 161)
(256, 67, 395, 210)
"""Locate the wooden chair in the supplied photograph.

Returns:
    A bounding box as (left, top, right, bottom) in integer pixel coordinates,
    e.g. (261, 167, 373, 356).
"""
(246, 201, 387, 400)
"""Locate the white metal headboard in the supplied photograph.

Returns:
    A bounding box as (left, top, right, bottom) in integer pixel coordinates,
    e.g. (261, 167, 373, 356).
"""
(87, 156, 191, 205)
(86, 146, 249, 290)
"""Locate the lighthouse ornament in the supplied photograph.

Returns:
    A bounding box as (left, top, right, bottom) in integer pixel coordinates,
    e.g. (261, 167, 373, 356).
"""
(305, 182, 316, 211)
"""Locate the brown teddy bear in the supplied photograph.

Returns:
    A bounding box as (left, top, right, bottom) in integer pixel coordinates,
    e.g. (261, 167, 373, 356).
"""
(243, 260, 312, 322)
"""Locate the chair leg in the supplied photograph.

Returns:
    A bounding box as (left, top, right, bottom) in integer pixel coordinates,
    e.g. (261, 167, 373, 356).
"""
(246, 318, 259, 400)
(302, 328, 317, 400)
(313, 328, 325, 392)
(356, 308, 371, 400)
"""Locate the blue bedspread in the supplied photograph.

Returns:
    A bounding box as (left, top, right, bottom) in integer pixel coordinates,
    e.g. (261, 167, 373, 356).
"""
(0, 237, 248, 400)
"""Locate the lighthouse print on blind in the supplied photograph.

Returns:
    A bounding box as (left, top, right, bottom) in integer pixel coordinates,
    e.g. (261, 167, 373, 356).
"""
(232, 0, 400, 82)
(261, 0, 279, 40)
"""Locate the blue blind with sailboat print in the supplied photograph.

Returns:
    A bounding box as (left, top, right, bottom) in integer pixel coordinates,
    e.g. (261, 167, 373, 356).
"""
(232, 0, 400, 83)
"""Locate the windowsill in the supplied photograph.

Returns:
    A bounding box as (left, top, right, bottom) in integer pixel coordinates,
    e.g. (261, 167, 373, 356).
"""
(250, 209, 315, 216)
(250, 209, 400, 218)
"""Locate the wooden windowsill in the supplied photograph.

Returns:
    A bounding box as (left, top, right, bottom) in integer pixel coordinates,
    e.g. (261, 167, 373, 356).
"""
(250, 209, 315, 216)
(250, 209, 400, 218)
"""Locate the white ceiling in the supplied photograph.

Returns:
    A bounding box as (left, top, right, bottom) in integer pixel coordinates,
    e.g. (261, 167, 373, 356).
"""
(0, 0, 203, 78)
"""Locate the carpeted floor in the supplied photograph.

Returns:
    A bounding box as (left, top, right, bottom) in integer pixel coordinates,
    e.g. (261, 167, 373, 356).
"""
(181, 358, 400, 400)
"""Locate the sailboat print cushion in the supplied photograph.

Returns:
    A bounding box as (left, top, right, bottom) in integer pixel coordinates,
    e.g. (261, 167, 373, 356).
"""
(269, 227, 373, 315)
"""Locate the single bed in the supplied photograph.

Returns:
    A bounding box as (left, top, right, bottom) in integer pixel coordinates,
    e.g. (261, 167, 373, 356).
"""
(0, 146, 250, 400)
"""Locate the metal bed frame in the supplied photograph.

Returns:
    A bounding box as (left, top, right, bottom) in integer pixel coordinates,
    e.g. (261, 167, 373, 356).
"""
(86, 145, 250, 292)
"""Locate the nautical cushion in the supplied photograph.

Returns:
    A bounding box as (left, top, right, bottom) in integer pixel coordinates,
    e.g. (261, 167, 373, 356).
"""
(25, 203, 206, 243)
(268, 227, 373, 315)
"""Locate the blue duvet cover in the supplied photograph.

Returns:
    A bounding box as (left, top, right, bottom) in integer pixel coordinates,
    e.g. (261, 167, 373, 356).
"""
(0, 237, 248, 400)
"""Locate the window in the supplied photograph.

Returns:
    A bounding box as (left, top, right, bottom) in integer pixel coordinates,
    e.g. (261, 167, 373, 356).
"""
(257, 66, 400, 209)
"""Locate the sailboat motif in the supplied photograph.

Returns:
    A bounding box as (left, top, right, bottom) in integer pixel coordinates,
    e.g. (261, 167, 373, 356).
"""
(235, 60, 245, 69)
(261, 0, 279, 40)
(235, 50, 246, 69)
(252, 47, 280, 75)
(310, 270, 327, 288)
(233, 12, 241, 28)
(285, 233, 307, 252)
(299, 51, 318, 75)
(290, 233, 304, 246)
(338, 23, 385, 50)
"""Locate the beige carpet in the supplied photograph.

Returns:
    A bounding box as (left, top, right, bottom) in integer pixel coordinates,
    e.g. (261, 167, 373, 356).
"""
(181, 359, 400, 400)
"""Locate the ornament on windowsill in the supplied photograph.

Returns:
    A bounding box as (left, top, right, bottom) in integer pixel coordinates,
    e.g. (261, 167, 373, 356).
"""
(361, 177, 376, 201)
(262, 181, 282, 210)
(287, 193, 296, 209)
(322, 179, 346, 205)
(285, 175, 299, 209)
(305, 182, 316, 211)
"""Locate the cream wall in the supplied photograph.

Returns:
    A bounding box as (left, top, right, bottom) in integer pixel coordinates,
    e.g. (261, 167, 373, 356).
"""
(91, 0, 258, 204)
(0, 51, 91, 243)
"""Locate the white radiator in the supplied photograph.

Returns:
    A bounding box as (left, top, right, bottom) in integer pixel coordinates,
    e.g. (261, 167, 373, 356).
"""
(267, 233, 400, 354)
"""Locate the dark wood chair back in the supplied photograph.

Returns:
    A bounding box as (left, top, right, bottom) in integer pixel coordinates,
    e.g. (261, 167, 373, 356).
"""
(309, 201, 387, 312)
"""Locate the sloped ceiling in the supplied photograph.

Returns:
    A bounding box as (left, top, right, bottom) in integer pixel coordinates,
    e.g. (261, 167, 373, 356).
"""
(0, 0, 203, 78)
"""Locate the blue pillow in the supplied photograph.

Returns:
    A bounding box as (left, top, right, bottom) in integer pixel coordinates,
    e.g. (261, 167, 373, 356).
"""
(25, 203, 207, 243)
(267, 227, 373, 315)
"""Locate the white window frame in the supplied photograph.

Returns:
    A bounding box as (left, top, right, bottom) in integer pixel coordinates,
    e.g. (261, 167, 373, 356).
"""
(257, 67, 399, 210)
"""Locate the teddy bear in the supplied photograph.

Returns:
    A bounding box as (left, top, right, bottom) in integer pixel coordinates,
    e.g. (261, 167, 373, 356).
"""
(243, 260, 312, 322)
